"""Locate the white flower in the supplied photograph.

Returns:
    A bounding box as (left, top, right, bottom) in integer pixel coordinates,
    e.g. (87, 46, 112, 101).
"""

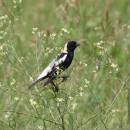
(4, 114, 9, 119)
(84, 85, 88, 88)
(50, 33, 56, 39)
(99, 51, 104, 55)
(56, 98, 64, 102)
(21, 57, 24, 60)
(38, 126, 43, 130)
(32, 31, 35, 34)
(14, 97, 19, 101)
(96, 42, 101, 46)
(32, 28, 38, 34)
(14, 5, 17, 8)
(69, 96, 73, 100)
(46, 47, 49, 51)
(4, 111, 10, 119)
(44, 34, 47, 37)
(95, 65, 98, 70)
(32, 28, 38, 31)
(0, 45, 3, 50)
(61, 28, 68, 32)
(38, 32, 41, 37)
(30, 77, 33, 82)
(5, 15, 8, 18)
(84, 79, 90, 85)
(13, 0, 16, 4)
(18, 0, 22, 3)
(48, 49, 53, 53)
(84, 63, 87, 67)
(0, 15, 8, 20)
(9, 20, 11, 24)
(10, 79, 16, 85)
(116, 68, 119, 72)
(55, 47, 58, 50)
(29, 99, 33, 102)
(79, 92, 84, 96)
(84, 79, 90, 87)
(111, 63, 117, 68)
(51, 33, 56, 37)
(94, 41, 104, 49)
(112, 109, 116, 113)
(93, 70, 96, 73)
(100, 40, 103, 43)
(29, 99, 37, 106)
(79, 87, 83, 91)
(72, 102, 77, 110)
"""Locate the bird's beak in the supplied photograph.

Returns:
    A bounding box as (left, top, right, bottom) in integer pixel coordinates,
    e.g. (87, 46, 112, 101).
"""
(76, 43, 80, 47)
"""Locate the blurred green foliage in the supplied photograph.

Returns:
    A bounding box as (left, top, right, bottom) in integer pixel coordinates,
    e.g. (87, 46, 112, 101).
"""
(0, 0, 130, 129)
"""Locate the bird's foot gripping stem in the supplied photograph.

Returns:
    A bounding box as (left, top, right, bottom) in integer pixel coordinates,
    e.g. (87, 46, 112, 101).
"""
(51, 76, 69, 92)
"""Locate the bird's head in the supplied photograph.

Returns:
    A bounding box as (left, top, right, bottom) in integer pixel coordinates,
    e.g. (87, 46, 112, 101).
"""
(63, 41, 80, 53)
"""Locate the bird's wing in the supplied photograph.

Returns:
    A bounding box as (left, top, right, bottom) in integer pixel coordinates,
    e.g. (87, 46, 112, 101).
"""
(37, 53, 67, 80)
(37, 59, 56, 80)
(55, 53, 67, 66)
(28, 53, 67, 90)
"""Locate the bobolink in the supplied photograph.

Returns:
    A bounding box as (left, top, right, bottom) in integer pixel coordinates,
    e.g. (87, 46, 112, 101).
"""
(28, 41, 80, 90)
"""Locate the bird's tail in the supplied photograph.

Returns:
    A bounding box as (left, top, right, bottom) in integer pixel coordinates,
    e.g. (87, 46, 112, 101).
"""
(44, 76, 56, 86)
(28, 79, 42, 90)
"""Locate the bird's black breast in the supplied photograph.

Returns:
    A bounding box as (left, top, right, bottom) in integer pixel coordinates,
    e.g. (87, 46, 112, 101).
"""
(59, 52, 74, 70)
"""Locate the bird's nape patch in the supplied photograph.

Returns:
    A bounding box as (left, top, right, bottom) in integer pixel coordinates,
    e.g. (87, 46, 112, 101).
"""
(62, 43, 68, 53)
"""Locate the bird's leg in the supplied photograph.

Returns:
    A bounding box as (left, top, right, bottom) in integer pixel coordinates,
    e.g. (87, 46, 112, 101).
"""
(51, 81, 59, 92)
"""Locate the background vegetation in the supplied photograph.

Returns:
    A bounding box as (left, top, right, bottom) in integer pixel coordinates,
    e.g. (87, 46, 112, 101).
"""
(0, 0, 130, 129)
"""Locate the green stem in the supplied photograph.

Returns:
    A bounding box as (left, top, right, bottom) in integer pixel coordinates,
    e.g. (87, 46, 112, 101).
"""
(128, 88, 130, 122)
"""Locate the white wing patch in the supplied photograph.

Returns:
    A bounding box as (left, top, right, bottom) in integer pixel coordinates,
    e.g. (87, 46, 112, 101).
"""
(55, 54, 67, 66)
(37, 54, 67, 80)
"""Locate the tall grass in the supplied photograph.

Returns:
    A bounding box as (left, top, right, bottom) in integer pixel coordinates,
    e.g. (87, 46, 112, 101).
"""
(0, 0, 130, 129)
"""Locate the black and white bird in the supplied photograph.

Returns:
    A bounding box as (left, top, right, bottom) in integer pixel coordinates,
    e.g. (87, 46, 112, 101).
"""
(28, 41, 80, 90)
